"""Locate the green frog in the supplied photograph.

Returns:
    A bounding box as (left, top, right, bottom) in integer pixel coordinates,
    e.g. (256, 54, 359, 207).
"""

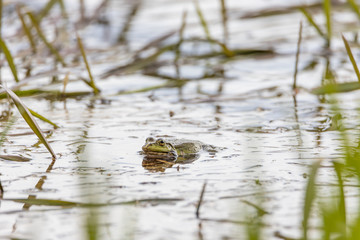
(142, 137, 208, 161)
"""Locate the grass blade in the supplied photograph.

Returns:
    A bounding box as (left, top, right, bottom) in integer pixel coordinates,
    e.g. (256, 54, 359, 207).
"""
(303, 160, 321, 240)
(57, 0, 68, 19)
(62, 72, 70, 94)
(194, 0, 234, 58)
(0, 85, 56, 159)
(311, 81, 360, 95)
(293, 21, 303, 90)
(16, 6, 37, 53)
(133, 30, 176, 58)
(38, 0, 59, 22)
(79, 0, 85, 21)
(117, 1, 141, 43)
(194, 0, 212, 41)
(323, 0, 332, 47)
(333, 162, 346, 226)
(0, 38, 19, 82)
(4, 197, 182, 207)
(195, 182, 207, 218)
(347, 0, 360, 20)
(28, 108, 59, 128)
(0, 0, 2, 84)
(323, 57, 336, 84)
(102, 44, 176, 78)
(0, 0, 2, 42)
(76, 33, 100, 94)
(10, 198, 78, 207)
(0, 154, 31, 162)
(117, 80, 185, 95)
(0, 180, 3, 198)
(27, 12, 66, 67)
(211, 39, 234, 57)
(299, 7, 326, 39)
(220, 0, 228, 44)
(175, 11, 187, 78)
(342, 34, 360, 82)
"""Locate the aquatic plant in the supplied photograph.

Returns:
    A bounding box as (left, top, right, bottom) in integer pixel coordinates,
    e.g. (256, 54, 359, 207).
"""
(312, 35, 360, 94)
(0, 85, 56, 159)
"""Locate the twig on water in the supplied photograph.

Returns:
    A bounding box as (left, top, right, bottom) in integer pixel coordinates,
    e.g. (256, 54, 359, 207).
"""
(196, 181, 207, 218)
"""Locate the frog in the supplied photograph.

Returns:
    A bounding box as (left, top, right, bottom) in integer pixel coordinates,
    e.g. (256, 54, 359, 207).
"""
(141, 137, 210, 161)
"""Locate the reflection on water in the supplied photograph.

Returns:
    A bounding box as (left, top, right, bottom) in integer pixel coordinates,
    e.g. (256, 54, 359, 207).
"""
(142, 154, 200, 172)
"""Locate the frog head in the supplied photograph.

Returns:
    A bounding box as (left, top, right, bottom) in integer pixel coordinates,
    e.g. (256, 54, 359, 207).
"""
(142, 137, 177, 158)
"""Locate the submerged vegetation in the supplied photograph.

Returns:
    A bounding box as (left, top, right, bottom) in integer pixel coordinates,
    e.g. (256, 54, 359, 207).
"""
(2, 0, 360, 239)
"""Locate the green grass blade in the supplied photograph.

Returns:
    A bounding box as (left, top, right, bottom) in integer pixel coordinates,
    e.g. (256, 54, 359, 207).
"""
(0, 154, 31, 162)
(117, 81, 185, 95)
(4, 197, 182, 207)
(323, 58, 336, 84)
(27, 12, 66, 67)
(194, 0, 212, 41)
(0, 85, 56, 159)
(220, 0, 228, 44)
(192, 47, 271, 59)
(16, 6, 37, 53)
(303, 160, 321, 240)
(299, 7, 326, 39)
(0, 38, 19, 82)
(212, 39, 234, 57)
(347, 0, 360, 20)
(194, 0, 234, 58)
(342, 34, 360, 82)
(0, 0, 2, 42)
(349, 210, 360, 240)
(62, 72, 69, 94)
(117, 1, 141, 43)
(0, 0, 2, 89)
(175, 11, 187, 78)
(323, 0, 332, 46)
(57, 0, 68, 19)
(76, 33, 100, 94)
(9, 198, 78, 207)
(0, 89, 53, 99)
(312, 81, 360, 95)
(333, 162, 346, 226)
(37, 0, 58, 22)
(28, 108, 59, 128)
(293, 21, 303, 90)
(102, 44, 177, 78)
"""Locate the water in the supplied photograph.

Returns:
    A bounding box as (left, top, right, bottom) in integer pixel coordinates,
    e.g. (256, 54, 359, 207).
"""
(0, 0, 359, 239)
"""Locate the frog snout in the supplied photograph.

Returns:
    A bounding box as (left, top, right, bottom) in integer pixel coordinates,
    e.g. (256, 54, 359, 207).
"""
(142, 144, 150, 151)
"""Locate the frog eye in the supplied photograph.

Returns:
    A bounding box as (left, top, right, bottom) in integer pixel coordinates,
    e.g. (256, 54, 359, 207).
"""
(156, 138, 165, 146)
(146, 137, 155, 143)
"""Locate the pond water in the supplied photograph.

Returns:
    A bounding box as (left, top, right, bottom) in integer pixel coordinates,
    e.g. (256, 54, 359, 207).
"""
(0, 0, 360, 239)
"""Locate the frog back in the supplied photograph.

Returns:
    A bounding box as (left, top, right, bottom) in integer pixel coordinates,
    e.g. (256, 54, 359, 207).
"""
(170, 139, 203, 155)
